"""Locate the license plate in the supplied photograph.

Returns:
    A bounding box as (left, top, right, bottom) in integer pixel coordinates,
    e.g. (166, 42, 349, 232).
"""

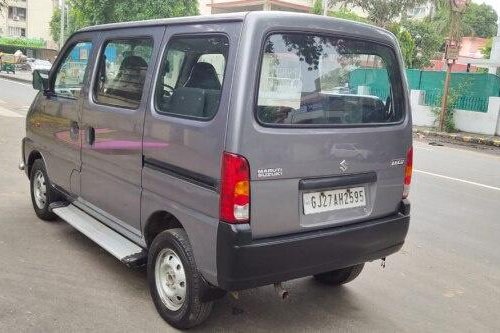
(303, 186, 366, 215)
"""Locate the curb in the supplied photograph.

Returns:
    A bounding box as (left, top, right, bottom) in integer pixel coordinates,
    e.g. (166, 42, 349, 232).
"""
(413, 128, 500, 148)
(0, 73, 32, 84)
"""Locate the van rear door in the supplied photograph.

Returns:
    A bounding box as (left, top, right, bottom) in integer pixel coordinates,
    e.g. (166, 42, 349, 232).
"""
(235, 32, 411, 238)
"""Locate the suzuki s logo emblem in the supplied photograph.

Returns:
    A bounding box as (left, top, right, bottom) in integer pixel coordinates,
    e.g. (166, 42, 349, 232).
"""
(339, 160, 349, 173)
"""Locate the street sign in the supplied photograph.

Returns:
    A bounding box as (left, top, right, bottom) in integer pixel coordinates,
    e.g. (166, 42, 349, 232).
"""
(445, 44, 459, 60)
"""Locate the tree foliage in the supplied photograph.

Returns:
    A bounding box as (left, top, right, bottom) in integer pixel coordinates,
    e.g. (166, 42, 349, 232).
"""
(461, 2, 498, 38)
(400, 19, 444, 68)
(388, 24, 415, 68)
(50, 0, 199, 43)
(337, 0, 427, 28)
(311, 0, 323, 15)
(49, 8, 63, 45)
(480, 38, 492, 58)
(431, 0, 495, 41)
(330, 8, 369, 23)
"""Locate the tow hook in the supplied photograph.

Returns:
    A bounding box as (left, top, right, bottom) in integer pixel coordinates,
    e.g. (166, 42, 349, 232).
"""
(381, 257, 386, 268)
(274, 282, 289, 300)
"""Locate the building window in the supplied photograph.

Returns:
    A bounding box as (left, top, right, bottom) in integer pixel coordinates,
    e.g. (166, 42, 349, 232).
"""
(8, 7, 27, 21)
(8, 26, 24, 37)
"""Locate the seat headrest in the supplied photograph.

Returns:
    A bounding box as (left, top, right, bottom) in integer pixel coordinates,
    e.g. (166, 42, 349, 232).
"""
(120, 55, 148, 71)
(185, 62, 221, 90)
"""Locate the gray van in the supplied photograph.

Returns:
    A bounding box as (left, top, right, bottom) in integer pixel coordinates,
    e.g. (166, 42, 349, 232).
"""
(21, 12, 412, 328)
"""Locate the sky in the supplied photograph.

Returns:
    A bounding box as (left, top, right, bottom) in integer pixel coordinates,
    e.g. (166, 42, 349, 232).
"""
(473, 0, 500, 20)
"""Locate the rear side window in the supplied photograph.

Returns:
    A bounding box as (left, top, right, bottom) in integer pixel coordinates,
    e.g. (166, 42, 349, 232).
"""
(155, 35, 229, 120)
(94, 38, 153, 109)
(256, 33, 404, 126)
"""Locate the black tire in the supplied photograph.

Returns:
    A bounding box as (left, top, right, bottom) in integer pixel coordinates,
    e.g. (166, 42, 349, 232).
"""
(148, 228, 213, 329)
(314, 264, 365, 286)
(29, 159, 59, 221)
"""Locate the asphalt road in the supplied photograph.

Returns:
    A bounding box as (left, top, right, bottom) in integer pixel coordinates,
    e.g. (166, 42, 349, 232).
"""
(0, 77, 499, 332)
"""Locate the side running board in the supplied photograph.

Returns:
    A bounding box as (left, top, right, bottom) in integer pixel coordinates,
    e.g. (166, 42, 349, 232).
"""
(51, 203, 146, 267)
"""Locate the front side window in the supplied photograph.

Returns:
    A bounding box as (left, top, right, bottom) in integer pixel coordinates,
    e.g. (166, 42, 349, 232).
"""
(155, 35, 229, 119)
(94, 38, 153, 109)
(256, 33, 404, 126)
(54, 41, 92, 99)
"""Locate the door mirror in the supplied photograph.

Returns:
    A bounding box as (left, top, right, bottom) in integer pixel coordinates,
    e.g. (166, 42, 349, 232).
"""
(33, 69, 49, 91)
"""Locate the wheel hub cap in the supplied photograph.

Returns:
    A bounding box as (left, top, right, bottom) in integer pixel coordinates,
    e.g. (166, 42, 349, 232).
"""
(155, 248, 187, 311)
(33, 170, 47, 209)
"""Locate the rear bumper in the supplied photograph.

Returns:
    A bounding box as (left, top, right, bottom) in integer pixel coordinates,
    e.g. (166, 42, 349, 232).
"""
(216, 201, 410, 291)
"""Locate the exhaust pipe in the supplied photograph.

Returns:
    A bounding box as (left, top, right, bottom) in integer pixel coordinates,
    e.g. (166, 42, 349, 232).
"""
(274, 283, 289, 300)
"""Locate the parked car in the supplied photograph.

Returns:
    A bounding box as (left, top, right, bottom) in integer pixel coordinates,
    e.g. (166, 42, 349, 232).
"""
(21, 12, 412, 329)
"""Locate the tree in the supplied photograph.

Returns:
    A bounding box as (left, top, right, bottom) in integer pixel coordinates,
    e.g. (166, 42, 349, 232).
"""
(401, 20, 444, 68)
(480, 38, 492, 58)
(330, 8, 369, 23)
(388, 24, 415, 67)
(461, 3, 498, 38)
(311, 0, 323, 15)
(430, 0, 495, 41)
(337, 0, 427, 28)
(50, 0, 199, 43)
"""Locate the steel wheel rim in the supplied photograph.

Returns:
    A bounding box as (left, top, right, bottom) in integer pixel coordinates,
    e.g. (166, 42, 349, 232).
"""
(33, 170, 47, 209)
(155, 248, 187, 311)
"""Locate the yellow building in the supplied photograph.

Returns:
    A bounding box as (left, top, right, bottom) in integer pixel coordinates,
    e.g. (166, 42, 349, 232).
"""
(0, 0, 58, 49)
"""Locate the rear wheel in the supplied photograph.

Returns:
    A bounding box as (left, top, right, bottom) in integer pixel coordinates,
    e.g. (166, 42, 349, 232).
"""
(30, 159, 58, 221)
(147, 229, 213, 329)
(314, 264, 364, 286)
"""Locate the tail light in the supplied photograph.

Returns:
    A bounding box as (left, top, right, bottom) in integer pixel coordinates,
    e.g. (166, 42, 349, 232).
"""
(403, 146, 413, 199)
(220, 152, 250, 223)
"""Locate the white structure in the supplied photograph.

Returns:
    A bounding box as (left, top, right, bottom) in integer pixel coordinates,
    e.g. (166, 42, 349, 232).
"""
(488, 20, 500, 74)
(411, 90, 500, 136)
(466, 19, 500, 74)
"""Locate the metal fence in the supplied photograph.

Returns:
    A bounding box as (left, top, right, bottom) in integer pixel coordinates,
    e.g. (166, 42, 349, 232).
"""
(423, 90, 490, 112)
(349, 68, 500, 112)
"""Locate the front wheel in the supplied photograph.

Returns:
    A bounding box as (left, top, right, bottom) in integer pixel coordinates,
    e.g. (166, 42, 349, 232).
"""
(313, 264, 364, 286)
(147, 229, 213, 329)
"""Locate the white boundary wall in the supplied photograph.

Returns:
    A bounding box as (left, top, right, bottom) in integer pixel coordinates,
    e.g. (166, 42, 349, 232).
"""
(410, 90, 500, 136)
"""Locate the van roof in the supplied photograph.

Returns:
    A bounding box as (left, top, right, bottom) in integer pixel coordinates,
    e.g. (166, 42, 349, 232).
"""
(78, 11, 389, 37)
(79, 12, 248, 32)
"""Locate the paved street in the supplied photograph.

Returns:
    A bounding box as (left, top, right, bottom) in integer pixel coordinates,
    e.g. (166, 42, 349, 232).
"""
(0, 77, 499, 332)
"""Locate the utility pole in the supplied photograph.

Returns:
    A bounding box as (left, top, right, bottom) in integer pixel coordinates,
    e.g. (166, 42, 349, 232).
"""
(59, 0, 65, 50)
(322, 0, 328, 16)
(439, 0, 469, 131)
(439, 54, 454, 131)
(66, 2, 70, 36)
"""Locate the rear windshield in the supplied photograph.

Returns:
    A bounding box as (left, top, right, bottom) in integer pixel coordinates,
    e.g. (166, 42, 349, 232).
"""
(256, 33, 404, 126)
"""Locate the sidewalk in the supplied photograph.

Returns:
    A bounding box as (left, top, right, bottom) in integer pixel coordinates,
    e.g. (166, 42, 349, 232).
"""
(413, 126, 500, 148)
(0, 71, 32, 84)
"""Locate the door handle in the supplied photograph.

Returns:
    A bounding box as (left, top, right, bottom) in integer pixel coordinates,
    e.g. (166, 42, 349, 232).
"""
(86, 126, 95, 146)
(70, 121, 79, 141)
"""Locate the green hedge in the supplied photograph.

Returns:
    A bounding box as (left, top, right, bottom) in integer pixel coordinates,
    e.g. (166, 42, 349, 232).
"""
(0, 36, 46, 49)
